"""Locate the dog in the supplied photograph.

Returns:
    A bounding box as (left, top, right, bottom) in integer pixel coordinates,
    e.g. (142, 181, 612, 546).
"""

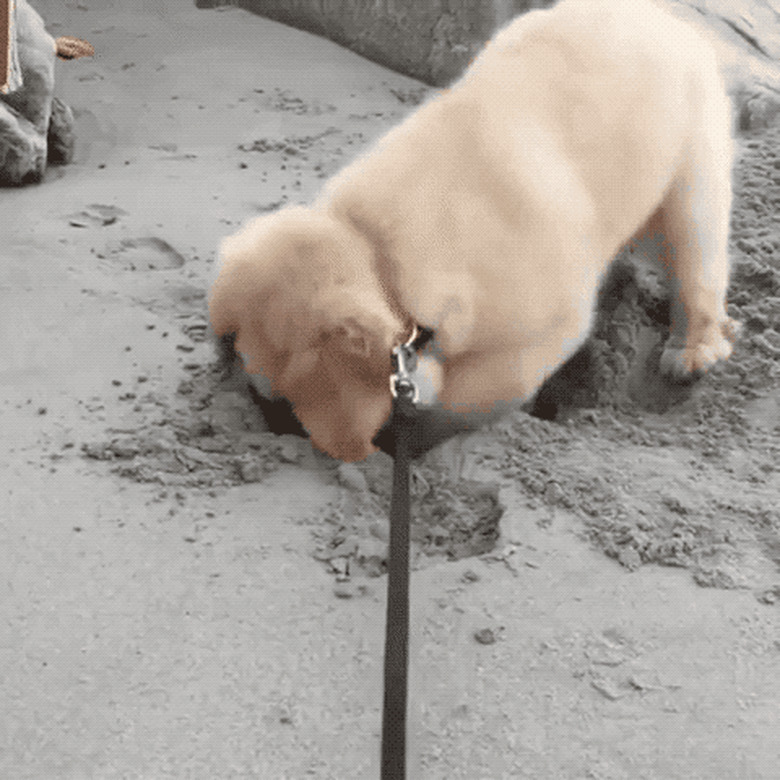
(209, 0, 739, 462)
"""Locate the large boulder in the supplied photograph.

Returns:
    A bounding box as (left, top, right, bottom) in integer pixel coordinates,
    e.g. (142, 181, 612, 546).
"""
(223, 1, 780, 131)
(0, 0, 74, 185)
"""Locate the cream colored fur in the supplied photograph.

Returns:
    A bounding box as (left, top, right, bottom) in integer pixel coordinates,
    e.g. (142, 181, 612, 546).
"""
(210, 0, 739, 462)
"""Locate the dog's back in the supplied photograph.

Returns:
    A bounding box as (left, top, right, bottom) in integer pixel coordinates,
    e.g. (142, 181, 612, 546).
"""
(471, 0, 730, 252)
(322, 0, 734, 407)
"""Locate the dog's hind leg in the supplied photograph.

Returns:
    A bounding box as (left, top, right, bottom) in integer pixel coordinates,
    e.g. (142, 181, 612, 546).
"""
(657, 95, 740, 381)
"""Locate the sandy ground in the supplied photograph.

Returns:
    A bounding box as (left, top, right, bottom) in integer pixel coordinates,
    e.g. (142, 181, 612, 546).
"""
(1, 1, 779, 777)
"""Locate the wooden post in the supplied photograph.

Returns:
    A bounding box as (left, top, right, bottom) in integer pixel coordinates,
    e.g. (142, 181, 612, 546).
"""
(1, 0, 10, 94)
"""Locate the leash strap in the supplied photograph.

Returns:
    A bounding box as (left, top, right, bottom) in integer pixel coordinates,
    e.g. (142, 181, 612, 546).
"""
(381, 343, 417, 780)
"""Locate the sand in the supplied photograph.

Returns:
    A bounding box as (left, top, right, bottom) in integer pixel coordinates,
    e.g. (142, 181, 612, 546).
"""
(1, 1, 778, 777)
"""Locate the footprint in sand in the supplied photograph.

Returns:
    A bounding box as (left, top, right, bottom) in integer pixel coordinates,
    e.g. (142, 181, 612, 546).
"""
(68, 203, 127, 228)
(99, 237, 186, 272)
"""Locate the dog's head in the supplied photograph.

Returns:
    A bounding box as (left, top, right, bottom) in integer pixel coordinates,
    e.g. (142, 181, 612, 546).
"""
(209, 206, 406, 461)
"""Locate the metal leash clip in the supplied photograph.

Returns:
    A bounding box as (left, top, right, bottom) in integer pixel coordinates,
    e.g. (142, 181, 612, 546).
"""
(390, 326, 420, 403)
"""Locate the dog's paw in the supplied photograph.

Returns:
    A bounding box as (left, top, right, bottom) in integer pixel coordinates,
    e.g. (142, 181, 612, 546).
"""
(721, 316, 742, 344)
(660, 317, 741, 382)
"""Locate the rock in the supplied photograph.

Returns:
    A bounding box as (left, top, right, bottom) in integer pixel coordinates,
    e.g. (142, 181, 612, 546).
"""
(81, 441, 113, 460)
(329, 556, 349, 577)
(427, 12, 474, 86)
(333, 581, 355, 599)
(333, 580, 369, 599)
(47, 96, 74, 165)
(755, 585, 780, 605)
(368, 520, 389, 541)
(473, 627, 499, 645)
(544, 480, 565, 506)
(428, 524, 450, 545)
(336, 462, 369, 493)
(0, 111, 47, 186)
(236, 458, 264, 483)
(1, 1, 54, 184)
(355, 537, 387, 576)
(0, 1, 75, 184)
(276, 434, 302, 463)
(617, 546, 642, 571)
(109, 440, 140, 459)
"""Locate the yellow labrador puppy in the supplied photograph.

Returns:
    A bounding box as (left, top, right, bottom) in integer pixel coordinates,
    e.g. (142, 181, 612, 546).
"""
(210, 0, 739, 462)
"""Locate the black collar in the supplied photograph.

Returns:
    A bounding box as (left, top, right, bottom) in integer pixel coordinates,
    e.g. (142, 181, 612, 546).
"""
(409, 324, 434, 352)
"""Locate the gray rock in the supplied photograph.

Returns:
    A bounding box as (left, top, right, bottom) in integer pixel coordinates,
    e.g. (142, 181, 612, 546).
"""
(336, 462, 369, 493)
(0, 1, 73, 185)
(47, 96, 75, 165)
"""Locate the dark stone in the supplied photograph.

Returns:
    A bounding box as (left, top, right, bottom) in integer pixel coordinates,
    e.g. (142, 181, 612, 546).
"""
(47, 97, 75, 165)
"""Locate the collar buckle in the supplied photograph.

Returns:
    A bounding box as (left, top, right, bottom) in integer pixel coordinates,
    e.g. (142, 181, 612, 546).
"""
(390, 326, 420, 402)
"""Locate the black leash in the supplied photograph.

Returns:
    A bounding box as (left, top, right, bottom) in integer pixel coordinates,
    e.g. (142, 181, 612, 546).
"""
(381, 339, 419, 780)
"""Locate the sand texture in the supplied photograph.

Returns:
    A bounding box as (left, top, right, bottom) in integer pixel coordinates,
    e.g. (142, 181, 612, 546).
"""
(1, 1, 778, 777)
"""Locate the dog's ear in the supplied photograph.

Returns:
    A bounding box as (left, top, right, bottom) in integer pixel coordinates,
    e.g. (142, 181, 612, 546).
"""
(280, 297, 403, 461)
(315, 304, 401, 385)
(209, 208, 335, 381)
(331, 318, 373, 359)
